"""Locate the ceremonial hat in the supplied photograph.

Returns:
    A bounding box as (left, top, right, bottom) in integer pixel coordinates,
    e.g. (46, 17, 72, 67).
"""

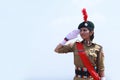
(78, 8, 94, 31)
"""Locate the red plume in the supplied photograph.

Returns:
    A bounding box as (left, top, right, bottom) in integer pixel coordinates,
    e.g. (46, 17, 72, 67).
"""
(82, 8, 88, 22)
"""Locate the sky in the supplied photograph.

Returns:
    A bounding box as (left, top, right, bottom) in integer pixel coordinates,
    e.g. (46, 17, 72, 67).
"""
(0, 0, 120, 80)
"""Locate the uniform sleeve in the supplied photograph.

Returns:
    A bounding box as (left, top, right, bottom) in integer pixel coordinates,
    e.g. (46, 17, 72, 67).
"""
(56, 43, 74, 53)
(98, 47, 105, 74)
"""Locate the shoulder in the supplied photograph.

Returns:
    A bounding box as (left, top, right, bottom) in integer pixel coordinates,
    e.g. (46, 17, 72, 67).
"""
(93, 43, 103, 51)
(67, 40, 81, 48)
(74, 39, 82, 43)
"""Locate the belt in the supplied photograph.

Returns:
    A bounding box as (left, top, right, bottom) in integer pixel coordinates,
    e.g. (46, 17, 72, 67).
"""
(75, 66, 98, 78)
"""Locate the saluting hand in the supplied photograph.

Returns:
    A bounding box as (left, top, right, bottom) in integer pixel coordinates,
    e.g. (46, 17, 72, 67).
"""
(60, 29, 80, 45)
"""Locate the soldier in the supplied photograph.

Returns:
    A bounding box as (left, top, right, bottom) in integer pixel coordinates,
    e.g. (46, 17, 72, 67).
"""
(54, 8, 105, 80)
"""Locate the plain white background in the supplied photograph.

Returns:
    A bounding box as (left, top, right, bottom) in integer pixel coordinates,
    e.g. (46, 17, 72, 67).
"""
(0, 0, 120, 80)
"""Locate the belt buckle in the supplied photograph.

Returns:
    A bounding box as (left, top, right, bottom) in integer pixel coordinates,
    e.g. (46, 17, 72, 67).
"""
(83, 67, 87, 71)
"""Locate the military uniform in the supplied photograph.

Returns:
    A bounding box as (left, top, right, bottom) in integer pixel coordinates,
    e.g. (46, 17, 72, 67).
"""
(56, 41, 104, 80)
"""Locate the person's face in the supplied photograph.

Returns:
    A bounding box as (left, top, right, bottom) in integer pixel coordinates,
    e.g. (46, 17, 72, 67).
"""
(80, 27, 93, 40)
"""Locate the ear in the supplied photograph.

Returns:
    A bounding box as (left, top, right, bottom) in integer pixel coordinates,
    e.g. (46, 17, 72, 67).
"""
(90, 31, 94, 36)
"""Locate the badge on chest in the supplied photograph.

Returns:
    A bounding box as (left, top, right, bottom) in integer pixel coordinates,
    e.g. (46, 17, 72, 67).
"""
(88, 49, 97, 57)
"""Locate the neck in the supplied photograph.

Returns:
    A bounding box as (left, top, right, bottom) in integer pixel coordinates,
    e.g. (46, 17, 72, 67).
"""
(83, 40, 92, 46)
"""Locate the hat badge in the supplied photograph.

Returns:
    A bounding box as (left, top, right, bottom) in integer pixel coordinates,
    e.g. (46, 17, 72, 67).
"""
(84, 23, 88, 26)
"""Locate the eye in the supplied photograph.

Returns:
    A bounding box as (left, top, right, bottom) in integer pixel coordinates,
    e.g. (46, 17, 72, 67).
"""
(83, 29, 87, 32)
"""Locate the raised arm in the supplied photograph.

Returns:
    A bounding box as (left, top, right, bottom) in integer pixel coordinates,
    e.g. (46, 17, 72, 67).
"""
(54, 29, 80, 53)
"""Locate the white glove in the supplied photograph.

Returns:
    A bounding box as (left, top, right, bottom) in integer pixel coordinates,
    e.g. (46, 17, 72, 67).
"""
(101, 77, 106, 80)
(60, 29, 80, 45)
(65, 29, 80, 40)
